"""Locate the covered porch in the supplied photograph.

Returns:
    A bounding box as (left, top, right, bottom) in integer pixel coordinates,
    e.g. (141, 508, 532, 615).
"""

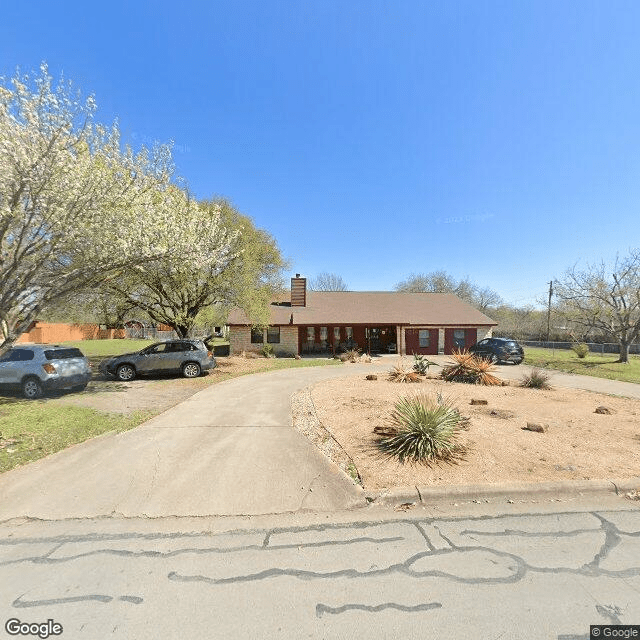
(299, 324, 398, 355)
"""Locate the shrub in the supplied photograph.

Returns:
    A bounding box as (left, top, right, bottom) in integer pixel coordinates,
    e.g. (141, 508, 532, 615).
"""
(261, 344, 274, 358)
(375, 393, 466, 463)
(342, 348, 361, 363)
(520, 368, 552, 389)
(571, 342, 590, 358)
(440, 349, 501, 385)
(412, 353, 437, 375)
(387, 365, 422, 383)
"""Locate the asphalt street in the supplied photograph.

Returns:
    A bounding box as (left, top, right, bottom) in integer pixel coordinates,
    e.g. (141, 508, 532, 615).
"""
(1, 499, 639, 639)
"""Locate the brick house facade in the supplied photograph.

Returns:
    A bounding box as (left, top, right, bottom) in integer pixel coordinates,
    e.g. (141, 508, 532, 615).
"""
(228, 275, 497, 357)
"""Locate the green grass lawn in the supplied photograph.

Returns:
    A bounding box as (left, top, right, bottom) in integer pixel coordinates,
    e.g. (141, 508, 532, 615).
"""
(0, 402, 152, 473)
(0, 339, 338, 473)
(523, 346, 640, 384)
(60, 338, 153, 356)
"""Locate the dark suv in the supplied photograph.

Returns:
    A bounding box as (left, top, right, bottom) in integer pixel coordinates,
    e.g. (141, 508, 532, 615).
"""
(469, 337, 524, 364)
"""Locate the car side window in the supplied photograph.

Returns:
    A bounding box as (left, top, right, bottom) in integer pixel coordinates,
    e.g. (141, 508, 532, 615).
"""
(478, 339, 489, 346)
(2, 349, 35, 361)
(147, 344, 168, 354)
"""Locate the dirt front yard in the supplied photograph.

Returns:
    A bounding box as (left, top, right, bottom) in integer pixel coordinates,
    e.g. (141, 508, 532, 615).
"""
(304, 373, 640, 490)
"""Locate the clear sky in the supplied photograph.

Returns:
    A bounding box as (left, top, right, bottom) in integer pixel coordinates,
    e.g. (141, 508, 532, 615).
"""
(2, 1, 639, 307)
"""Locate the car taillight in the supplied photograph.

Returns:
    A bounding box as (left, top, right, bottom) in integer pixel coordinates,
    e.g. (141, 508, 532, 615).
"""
(42, 363, 56, 374)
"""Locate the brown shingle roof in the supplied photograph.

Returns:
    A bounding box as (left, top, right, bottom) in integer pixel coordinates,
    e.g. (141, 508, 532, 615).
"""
(228, 291, 496, 326)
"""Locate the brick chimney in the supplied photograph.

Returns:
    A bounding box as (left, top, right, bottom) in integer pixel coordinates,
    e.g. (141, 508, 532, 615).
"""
(290, 274, 306, 307)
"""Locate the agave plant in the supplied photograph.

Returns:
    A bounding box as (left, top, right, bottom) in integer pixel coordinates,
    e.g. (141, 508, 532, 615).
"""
(440, 349, 501, 385)
(375, 393, 466, 463)
(412, 353, 438, 375)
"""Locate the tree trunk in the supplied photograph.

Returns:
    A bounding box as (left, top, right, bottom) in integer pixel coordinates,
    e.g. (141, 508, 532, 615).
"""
(617, 341, 630, 363)
(175, 325, 190, 339)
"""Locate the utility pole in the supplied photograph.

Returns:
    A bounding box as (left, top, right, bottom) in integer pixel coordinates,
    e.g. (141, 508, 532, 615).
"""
(546, 280, 553, 343)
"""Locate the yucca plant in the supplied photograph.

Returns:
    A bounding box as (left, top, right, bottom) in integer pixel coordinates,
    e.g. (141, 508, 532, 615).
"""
(520, 368, 552, 389)
(375, 393, 466, 463)
(440, 349, 501, 385)
(387, 365, 422, 383)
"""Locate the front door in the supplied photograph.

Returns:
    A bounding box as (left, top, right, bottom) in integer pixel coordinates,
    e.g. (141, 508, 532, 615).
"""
(366, 327, 381, 353)
(444, 328, 477, 354)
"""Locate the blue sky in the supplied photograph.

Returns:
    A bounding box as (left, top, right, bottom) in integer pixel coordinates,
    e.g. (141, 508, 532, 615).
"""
(2, 1, 639, 307)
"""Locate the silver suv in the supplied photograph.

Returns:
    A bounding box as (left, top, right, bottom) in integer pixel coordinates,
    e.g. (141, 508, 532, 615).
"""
(0, 344, 92, 399)
(99, 340, 216, 381)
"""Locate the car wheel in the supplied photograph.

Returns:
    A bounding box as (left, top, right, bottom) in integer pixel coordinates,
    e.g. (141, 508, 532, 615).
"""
(22, 377, 43, 400)
(71, 383, 88, 392)
(182, 362, 201, 378)
(489, 353, 499, 364)
(116, 364, 136, 381)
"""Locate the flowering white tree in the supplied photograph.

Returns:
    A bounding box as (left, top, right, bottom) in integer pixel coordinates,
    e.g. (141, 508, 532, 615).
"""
(0, 64, 233, 347)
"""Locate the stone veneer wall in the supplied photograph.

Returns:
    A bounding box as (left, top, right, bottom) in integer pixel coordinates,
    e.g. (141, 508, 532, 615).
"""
(229, 325, 299, 356)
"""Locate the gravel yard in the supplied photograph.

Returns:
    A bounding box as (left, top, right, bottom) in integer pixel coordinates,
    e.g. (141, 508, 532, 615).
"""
(293, 371, 640, 491)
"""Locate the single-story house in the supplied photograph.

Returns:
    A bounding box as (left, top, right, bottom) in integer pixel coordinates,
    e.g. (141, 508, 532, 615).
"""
(228, 275, 497, 357)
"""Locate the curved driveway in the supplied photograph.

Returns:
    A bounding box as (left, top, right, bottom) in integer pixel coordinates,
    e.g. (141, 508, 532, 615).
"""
(0, 356, 638, 522)
(0, 363, 375, 521)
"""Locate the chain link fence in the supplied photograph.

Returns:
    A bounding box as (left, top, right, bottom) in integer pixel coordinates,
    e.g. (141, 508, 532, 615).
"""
(522, 340, 640, 355)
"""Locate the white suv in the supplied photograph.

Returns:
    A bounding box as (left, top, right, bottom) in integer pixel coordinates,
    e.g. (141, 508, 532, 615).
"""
(0, 344, 92, 399)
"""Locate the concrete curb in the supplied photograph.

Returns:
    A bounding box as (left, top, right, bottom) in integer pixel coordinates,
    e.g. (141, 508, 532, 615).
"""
(367, 477, 640, 506)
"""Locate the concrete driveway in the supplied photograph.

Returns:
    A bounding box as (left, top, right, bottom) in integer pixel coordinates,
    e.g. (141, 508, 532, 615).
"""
(0, 363, 376, 521)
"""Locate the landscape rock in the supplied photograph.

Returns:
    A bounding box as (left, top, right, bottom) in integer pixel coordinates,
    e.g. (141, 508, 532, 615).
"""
(594, 406, 615, 415)
(470, 399, 488, 405)
(523, 422, 548, 433)
(490, 409, 516, 419)
(366, 374, 378, 381)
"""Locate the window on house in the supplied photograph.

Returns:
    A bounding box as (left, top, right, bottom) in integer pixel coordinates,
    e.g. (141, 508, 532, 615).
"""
(267, 327, 280, 343)
(453, 329, 466, 348)
(306, 327, 315, 342)
(251, 328, 263, 343)
(334, 327, 340, 342)
(320, 326, 328, 341)
(345, 327, 353, 340)
(419, 330, 430, 347)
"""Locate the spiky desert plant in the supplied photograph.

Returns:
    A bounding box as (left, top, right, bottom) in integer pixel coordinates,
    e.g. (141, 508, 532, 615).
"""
(520, 368, 552, 389)
(375, 393, 466, 463)
(341, 347, 361, 363)
(440, 349, 501, 385)
(387, 365, 422, 383)
(412, 353, 438, 375)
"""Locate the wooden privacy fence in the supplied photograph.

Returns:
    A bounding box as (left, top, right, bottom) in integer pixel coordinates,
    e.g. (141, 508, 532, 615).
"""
(17, 322, 125, 344)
